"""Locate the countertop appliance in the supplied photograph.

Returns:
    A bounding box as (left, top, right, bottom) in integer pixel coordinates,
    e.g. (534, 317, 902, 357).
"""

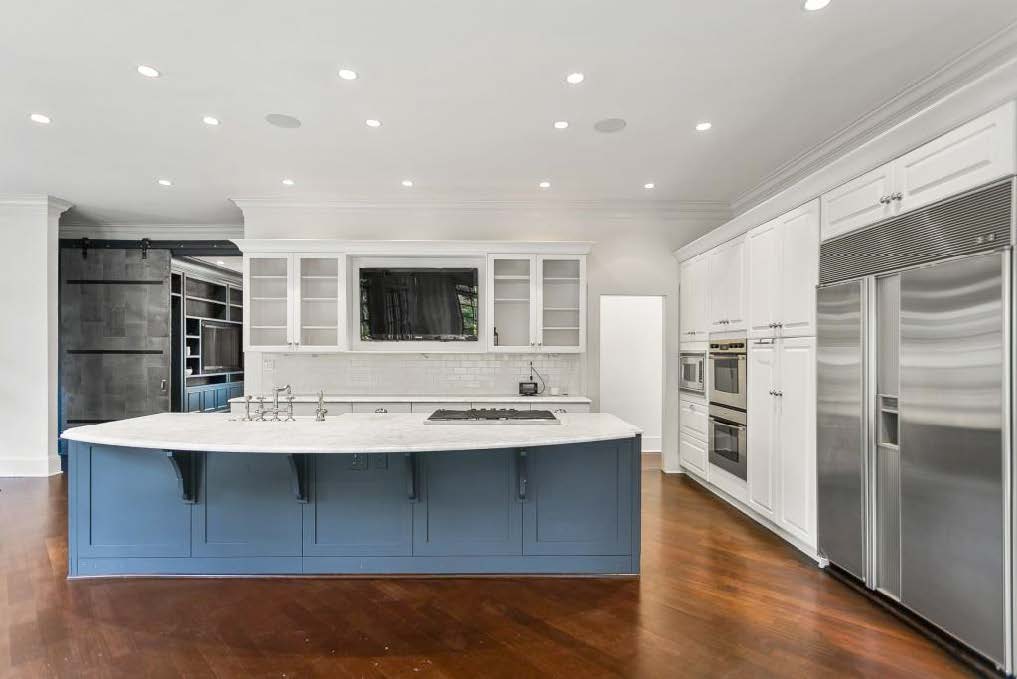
(708, 404, 747, 480)
(679, 351, 706, 395)
(518, 381, 538, 396)
(816, 180, 1013, 670)
(426, 408, 560, 424)
(708, 340, 747, 411)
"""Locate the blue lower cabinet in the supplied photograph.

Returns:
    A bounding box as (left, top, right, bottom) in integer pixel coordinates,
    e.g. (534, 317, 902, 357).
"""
(185, 389, 202, 412)
(303, 453, 412, 557)
(73, 444, 191, 559)
(522, 440, 634, 556)
(413, 449, 523, 556)
(192, 453, 303, 557)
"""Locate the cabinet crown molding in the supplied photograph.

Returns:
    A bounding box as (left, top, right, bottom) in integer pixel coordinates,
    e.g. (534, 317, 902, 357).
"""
(232, 239, 594, 256)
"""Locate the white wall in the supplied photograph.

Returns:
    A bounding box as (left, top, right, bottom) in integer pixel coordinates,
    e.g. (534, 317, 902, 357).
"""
(0, 196, 70, 476)
(238, 201, 727, 471)
(599, 296, 664, 452)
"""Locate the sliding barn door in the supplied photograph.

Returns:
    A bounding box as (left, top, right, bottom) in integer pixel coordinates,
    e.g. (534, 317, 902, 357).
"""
(60, 248, 171, 442)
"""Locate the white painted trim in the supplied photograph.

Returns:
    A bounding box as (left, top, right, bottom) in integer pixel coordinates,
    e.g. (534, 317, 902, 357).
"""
(60, 223, 244, 240)
(0, 455, 63, 477)
(0, 195, 72, 211)
(233, 239, 594, 256)
(675, 51, 1017, 262)
(731, 20, 1017, 215)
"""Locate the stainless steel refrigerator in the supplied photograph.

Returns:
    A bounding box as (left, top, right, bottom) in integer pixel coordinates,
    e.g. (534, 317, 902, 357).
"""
(816, 179, 1013, 670)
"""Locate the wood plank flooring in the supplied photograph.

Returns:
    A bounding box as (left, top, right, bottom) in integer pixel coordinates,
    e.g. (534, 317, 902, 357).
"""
(0, 470, 976, 678)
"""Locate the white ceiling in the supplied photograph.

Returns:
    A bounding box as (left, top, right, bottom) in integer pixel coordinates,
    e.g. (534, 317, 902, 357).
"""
(2, 0, 1016, 226)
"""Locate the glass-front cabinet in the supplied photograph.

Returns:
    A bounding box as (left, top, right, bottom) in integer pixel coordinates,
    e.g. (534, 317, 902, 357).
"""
(244, 254, 346, 352)
(486, 254, 586, 353)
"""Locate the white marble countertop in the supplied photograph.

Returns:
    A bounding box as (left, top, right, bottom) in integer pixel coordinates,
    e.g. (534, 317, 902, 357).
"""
(227, 393, 592, 404)
(61, 413, 640, 454)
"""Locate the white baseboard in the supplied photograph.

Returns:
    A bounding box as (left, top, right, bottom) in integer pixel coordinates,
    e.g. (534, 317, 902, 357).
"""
(0, 455, 63, 477)
(641, 435, 662, 452)
(680, 464, 819, 563)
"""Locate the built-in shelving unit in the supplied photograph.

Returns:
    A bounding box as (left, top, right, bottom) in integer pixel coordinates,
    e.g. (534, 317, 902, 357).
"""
(171, 258, 244, 413)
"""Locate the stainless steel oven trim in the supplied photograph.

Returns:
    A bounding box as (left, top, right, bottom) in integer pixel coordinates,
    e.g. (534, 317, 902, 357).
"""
(708, 343, 747, 411)
(679, 351, 706, 395)
(708, 403, 748, 481)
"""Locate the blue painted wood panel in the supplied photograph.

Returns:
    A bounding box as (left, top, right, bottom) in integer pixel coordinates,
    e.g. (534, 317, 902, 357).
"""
(523, 440, 632, 556)
(303, 453, 412, 557)
(76, 444, 191, 558)
(413, 449, 522, 556)
(192, 453, 303, 557)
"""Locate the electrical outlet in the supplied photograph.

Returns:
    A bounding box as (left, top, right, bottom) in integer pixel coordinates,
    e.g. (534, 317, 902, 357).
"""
(349, 453, 368, 471)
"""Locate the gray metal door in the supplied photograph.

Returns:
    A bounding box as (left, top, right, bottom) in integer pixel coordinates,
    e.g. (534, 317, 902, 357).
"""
(60, 249, 171, 436)
(817, 280, 866, 579)
(900, 252, 1005, 664)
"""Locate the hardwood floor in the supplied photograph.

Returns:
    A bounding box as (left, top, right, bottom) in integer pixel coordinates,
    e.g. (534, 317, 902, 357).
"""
(0, 471, 976, 678)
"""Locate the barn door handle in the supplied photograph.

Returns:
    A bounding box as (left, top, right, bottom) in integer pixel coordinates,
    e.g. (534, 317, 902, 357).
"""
(160, 379, 168, 393)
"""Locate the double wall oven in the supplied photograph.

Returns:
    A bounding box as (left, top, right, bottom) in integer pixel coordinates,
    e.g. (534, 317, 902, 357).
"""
(708, 339, 747, 480)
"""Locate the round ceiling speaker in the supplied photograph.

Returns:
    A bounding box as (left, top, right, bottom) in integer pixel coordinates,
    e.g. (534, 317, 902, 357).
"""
(594, 118, 627, 133)
(265, 113, 302, 129)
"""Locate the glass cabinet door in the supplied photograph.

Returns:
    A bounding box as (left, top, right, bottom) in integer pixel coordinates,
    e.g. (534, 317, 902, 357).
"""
(294, 255, 345, 352)
(489, 255, 536, 351)
(246, 256, 292, 350)
(537, 256, 585, 352)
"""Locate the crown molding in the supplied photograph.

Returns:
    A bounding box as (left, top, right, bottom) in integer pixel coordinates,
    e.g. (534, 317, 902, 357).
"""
(232, 238, 595, 256)
(730, 20, 1017, 215)
(232, 196, 731, 221)
(0, 195, 73, 213)
(59, 222, 244, 240)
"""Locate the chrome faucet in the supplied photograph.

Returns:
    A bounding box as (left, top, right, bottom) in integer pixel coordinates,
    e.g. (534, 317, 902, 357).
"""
(315, 390, 328, 422)
(273, 384, 292, 411)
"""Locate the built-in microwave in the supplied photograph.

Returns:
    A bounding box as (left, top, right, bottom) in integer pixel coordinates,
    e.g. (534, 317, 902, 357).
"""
(708, 339, 747, 411)
(679, 352, 706, 395)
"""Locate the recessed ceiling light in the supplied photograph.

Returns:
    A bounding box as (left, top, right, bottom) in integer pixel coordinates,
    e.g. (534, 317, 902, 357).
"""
(157, 179, 172, 187)
(29, 113, 51, 125)
(216, 260, 225, 266)
(202, 115, 220, 126)
(644, 183, 655, 189)
(281, 178, 295, 186)
(695, 121, 713, 131)
(365, 119, 382, 128)
(803, 0, 831, 10)
(265, 113, 302, 129)
(538, 181, 551, 189)
(401, 179, 414, 187)
(338, 68, 358, 81)
(137, 64, 160, 78)
(553, 121, 569, 130)
(565, 72, 584, 85)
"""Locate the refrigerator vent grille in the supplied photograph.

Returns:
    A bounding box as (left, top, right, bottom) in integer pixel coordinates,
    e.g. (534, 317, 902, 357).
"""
(819, 180, 1012, 284)
(876, 446, 901, 599)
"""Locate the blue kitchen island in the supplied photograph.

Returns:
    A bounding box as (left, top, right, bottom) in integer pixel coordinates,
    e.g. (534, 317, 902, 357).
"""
(62, 412, 642, 577)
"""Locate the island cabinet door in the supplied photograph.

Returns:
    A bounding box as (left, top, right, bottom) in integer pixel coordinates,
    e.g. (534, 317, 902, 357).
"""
(303, 453, 413, 557)
(74, 444, 191, 558)
(522, 440, 633, 556)
(191, 453, 303, 557)
(412, 450, 523, 556)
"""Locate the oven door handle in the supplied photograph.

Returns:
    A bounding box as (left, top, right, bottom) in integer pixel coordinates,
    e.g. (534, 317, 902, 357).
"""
(709, 416, 746, 431)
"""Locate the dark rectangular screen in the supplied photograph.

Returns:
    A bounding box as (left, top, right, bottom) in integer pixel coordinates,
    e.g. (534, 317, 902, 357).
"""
(360, 268, 479, 341)
(201, 322, 243, 373)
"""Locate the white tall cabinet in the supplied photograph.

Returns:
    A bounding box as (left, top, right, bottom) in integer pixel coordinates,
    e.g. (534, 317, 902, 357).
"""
(746, 337, 817, 548)
(707, 236, 747, 332)
(679, 254, 709, 341)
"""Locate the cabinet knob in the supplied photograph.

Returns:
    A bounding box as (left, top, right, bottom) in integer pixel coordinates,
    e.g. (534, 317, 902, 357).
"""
(879, 195, 888, 204)
(892, 192, 903, 201)
(375, 408, 388, 414)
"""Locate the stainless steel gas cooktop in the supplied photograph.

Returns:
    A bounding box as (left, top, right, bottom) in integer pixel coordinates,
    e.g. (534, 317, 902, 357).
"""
(425, 408, 560, 425)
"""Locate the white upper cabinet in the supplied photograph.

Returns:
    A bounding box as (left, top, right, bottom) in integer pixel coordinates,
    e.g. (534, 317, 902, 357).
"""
(820, 164, 894, 242)
(244, 254, 347, 352)
(775, 336, 816, 549)
(821, 102, 1016, 242)
(707, 236, 747, 332)
(487, 254, 586, 353)
(894, 101, 1016, 214)
(679, 254, 710, 340)
(747, 341, 777, 521)
(746, 200, 819, 339)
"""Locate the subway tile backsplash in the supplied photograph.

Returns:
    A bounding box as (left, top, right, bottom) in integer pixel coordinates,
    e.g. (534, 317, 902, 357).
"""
(261, 353, 584, 396)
